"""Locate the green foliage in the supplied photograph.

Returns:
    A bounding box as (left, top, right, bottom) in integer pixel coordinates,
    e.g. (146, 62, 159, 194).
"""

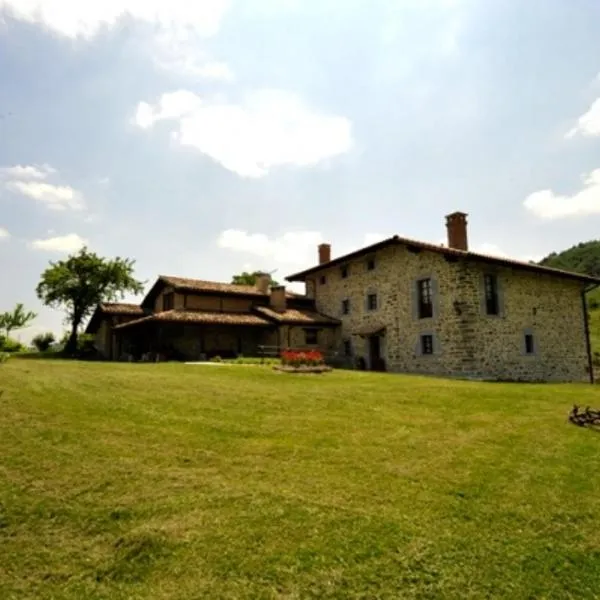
(231, 271, 279, 286)
(31, 332, 56, 352)
(538, 240, 600, 278)
(0, 303, 37, 338)
(0, 336, 25, 353)
(36, 247, 144, 354)
(0, 352, 9, 363)
(209, 355, 223, 362)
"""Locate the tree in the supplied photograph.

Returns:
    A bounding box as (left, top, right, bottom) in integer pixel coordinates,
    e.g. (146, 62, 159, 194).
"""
(36, 247, 144, 355)
(0, 303, 37, 338)
(32, 332, 55, 352)
(231, 271, 279, 287)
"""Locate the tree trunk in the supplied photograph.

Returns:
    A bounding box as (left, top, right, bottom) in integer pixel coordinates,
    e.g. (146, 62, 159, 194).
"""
(64, 318, 81, 356)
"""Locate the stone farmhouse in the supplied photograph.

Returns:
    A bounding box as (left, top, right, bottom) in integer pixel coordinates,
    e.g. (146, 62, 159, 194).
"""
(86, 211, 599, 382)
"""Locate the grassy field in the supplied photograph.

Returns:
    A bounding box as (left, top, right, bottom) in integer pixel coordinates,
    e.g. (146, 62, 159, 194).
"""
(1, 360, 600, 599)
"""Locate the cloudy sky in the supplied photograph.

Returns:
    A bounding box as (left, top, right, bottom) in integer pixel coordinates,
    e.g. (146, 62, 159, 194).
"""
(1, 0, 600, 342)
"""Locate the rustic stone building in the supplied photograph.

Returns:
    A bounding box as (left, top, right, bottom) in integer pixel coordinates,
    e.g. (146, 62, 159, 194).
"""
(285, 212, 599, 383)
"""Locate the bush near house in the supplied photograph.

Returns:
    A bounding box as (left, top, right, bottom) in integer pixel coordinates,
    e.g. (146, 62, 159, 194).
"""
(0, 336, 25, 353)
(281, 349, 324, 367)
(32, 332, 56, 352)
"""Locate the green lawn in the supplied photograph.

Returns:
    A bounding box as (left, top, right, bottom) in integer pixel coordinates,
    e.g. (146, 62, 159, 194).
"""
(2, 359, 600, 599)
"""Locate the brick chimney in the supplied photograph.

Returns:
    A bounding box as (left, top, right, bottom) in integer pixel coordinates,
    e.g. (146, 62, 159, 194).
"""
(255, 272, 271, 294)
(445, 212, 469, 251)
(318, 243, 331, 265)
(269, 285, 287, 312)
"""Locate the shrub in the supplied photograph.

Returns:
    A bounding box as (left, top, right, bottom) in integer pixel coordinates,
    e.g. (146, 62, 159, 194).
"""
(281, 350, 324, 368)
(0, 352, 9, 363)
(32, 332, 56, 352)
(0, 336, 25, 353)
(209, 355, 223, 363)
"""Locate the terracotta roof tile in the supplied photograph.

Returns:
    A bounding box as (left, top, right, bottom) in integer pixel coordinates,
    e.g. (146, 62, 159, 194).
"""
(159, 275, 304, 298)
(114, 309, 273, 330)
(99, 303, 145, 315)
(285, 235, 600, 284)
(254, 306, 340, 325)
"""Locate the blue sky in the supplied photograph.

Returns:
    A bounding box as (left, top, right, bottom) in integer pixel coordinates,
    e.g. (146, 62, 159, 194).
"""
(1, 0, 600, 342)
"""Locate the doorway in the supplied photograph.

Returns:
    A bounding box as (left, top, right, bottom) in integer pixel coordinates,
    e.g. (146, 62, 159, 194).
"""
(368, 334, 385, 371)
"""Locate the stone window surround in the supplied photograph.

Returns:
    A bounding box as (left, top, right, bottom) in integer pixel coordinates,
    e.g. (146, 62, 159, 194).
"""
(365, 290, 378, 312)
(522, 327, 538, 357)
(414, 330, 442, 357)
(341, 298, 350, 315)
(480, 271, 505, 318)
(340, 264, 349, 279)
(412, 274, 439, 321)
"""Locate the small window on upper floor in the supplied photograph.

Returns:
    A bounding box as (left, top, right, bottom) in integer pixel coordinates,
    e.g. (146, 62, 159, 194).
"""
(162, 292, 174, 311)
(341, 299, 350, 315)
(319, 275, 327, 285)
(367, 293, 378, 311)
(421, 334, 434, 355)
(366, 257, 376, 271)
(417, 278, 433, 319)
(484, 274, 499, 315)
(341, 265, 349, 279)
(524, 333, 535, 355)
(305, 329, 318, 345)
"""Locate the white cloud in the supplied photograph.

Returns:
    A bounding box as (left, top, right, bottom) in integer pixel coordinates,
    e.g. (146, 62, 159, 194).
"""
(1, 163, 85, 210)
(0, 164, 55, 180)
(134, 89, 353, 177)
(6, 181, 84, 210)
(474, 243, 509, 258)
(0, 0, 230, 39)
(217, 229, 324, 265)
(565, 98, 600, 138)
(0, 227, 9, 239)
(30, 233, 88, 252)
(524, 169, 600, 219)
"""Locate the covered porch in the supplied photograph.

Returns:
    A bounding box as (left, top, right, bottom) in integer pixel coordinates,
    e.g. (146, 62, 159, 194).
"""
(112, 311, 275, 362)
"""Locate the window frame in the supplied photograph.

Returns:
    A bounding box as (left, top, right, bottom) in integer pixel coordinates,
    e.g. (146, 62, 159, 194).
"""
(162, 292, 174, 311)
(417, 278, 433, 319)
(343, 339, 352, 357)
(366, 292, 378, 311)
(484, 273, 499, 316)
(341, 299, 350, 315)
(366, 257, 376, 271)
(304, 329, 318, 346)
(340, 265, 349, 279)
(421, 334, 434, 355)
(524, 333, 535, 355)
(319, 275, 327, 285)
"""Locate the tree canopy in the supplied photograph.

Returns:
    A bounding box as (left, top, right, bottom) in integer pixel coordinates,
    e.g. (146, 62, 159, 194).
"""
(231, 271, 279, 287)
(36, 247, 144, 355)
(537, 240, 600, 278)
(0, 303, 37, 338)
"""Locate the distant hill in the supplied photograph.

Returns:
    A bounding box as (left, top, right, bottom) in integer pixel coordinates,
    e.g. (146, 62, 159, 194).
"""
(537, 240, 600, 278)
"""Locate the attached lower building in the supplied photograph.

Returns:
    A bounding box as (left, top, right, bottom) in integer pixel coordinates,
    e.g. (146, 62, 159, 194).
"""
(86, 211, 599, 382)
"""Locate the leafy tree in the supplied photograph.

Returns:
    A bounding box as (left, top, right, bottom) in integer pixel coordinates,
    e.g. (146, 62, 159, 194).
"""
(36, 247, 144, 355)
(537, 240, 600, 278)
(231, 271, 279, 287)
(0, 303, 37, 338)
(32, 332, 56, 352)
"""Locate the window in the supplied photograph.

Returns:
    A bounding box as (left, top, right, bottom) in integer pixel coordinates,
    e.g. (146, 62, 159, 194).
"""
(524, 333, 534, 355)
(484, 274, 499, 315)
(367, 293, 378, 311)
(367, 258, 376, 271)
(162, 292, 174, 311)
(343, 340, 352, 357)
(305, 329, 318, 345)
(421, 334, 434, 355)
(341, 299, 350, 315)
(319, 275, 327, 285)
(417, 278, 433, 318)
(341, 265, 349, 279)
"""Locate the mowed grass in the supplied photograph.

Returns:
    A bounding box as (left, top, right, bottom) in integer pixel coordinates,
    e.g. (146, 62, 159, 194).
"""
(1, 361, 600, 599)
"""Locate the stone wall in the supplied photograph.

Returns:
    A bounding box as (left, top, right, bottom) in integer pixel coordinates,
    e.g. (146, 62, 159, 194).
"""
(308, 244, 589, 382)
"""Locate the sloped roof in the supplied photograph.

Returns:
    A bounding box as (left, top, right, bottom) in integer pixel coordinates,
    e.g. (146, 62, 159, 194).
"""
(114, 309, 273, 330)
(99, 303, 144, 315)
(253, 306, 340, 326)
(285, 235, 600, 285)
(158, 275, 304, 298)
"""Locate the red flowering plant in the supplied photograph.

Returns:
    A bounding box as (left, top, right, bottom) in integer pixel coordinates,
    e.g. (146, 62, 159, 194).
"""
(280, 349, 324, 367)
